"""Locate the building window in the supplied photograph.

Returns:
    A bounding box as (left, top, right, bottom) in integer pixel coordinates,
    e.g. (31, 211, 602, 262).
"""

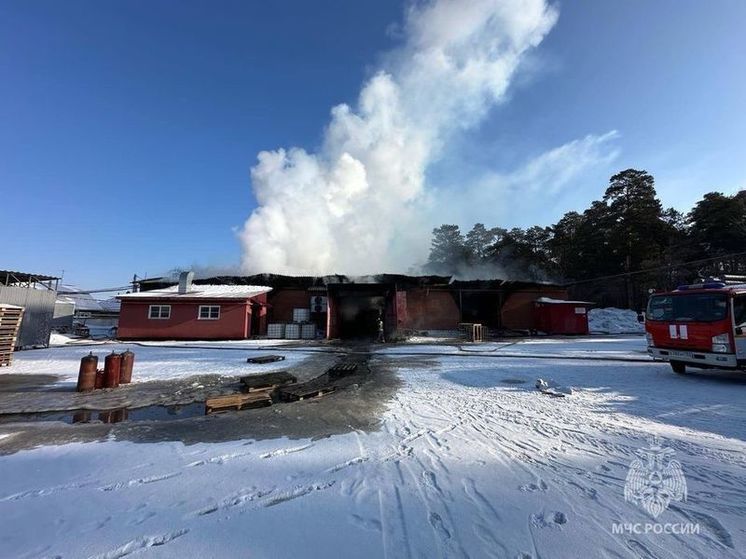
(198, 305, 220, 320)
(148, 305, 171, 319)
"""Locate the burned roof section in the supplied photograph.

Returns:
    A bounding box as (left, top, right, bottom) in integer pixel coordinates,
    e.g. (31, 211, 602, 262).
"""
(192, 273, 563, 290)
(136, 272, 564, 293)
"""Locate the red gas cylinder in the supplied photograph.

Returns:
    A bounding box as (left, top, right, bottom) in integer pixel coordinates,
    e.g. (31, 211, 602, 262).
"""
(119, 350, 135, 384)
(77, 352, 98, 392)
(95, 370, 104, 389)
(103, 352, 122, 389)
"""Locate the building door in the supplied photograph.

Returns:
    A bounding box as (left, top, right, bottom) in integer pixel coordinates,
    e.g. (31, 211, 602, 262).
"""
(329, 285, 391, 340)
(734, 295, 746, 361)
(250, 303, 262, 337)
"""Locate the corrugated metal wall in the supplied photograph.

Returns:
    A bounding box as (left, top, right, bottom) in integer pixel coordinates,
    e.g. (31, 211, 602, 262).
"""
(52, 301, 75, 330)
(0, 286, 56, 347)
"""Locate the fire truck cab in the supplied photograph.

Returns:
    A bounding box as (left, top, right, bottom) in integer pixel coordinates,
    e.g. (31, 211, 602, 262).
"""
(645, 282, 746, 374)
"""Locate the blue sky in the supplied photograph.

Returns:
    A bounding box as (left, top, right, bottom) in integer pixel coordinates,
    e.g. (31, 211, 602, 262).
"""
(2, 0, 744, 288)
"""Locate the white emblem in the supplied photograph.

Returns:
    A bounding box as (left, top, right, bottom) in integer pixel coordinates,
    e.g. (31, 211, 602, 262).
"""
(624, 436, 687, 518)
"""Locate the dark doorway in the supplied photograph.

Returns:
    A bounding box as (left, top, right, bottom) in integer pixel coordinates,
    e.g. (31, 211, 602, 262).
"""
(338, 294, 386, 339)
(459, 291, 502, 328)
(250, 303, 261, 336)
(330, 285, 392, 340)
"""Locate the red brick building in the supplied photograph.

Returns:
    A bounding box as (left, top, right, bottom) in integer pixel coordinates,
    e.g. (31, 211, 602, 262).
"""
(237, 274, 569, 339)
(117, 276, 270, 340)
(123, 273, 572, 341)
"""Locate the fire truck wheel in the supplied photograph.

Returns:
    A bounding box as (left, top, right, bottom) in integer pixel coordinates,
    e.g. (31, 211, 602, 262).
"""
(670, 361, 687, 374)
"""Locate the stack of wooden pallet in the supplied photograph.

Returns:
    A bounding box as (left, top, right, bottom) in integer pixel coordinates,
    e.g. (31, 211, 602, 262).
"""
(205, 371, 297, 414)
(205, 390, 274, 414)
(458, 322, 484, 342)
(0, 304, 24, 367)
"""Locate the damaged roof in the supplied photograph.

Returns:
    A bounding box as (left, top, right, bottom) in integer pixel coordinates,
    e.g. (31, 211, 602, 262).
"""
(118, 284, 272, 300)
(196, 274, 563, 290)
(135, 273, 564, 293)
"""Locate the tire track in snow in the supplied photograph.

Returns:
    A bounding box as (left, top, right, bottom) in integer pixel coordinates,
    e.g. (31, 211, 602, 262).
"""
(462, 478, 510, 558)
(377, 460, 412, 559)
(0, 480, 99, 502)
(263, 481, 335, 507)
(188, 476, 338, 520)
(87, 528, 189, 559)
(186, 450, 253, 467)
(260, 443, 313, 459)
(191, 487, 275, 517)
(99, 471, 182, 492)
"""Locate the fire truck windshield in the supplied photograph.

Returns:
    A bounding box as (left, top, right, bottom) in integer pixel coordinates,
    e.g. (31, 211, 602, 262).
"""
(647, 292, 728, 322)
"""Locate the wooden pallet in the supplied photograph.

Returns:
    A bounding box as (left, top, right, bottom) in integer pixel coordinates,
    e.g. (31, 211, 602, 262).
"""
(0, 305, 23, 367)
(205, 390, 273, 414)
(327, 363, 358, 379)
(279, 377, 336, 402)
(240, 371, 296, 392)
(458, 322, 484, 342)
(246, 354, 286, 364)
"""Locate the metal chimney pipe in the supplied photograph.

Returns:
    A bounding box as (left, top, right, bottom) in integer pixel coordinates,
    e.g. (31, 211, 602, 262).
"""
(178, 271, 194, 294)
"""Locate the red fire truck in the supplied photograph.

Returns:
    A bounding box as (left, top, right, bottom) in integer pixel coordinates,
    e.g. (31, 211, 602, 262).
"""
(645, 281, 746, 373)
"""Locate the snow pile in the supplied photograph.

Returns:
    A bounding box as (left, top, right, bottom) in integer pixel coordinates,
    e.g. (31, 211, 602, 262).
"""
(588, 307, 644, 334)
(49, 333, 75, 346)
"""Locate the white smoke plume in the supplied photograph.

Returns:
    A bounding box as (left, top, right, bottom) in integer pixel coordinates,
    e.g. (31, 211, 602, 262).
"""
(240, 0, 559, 275)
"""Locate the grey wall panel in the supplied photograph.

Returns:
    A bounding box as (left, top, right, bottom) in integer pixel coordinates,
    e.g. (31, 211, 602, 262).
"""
(0, 286, 56, 347)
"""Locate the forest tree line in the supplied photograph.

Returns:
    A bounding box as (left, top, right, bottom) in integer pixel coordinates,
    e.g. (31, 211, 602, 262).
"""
(425, 169, 746, 308)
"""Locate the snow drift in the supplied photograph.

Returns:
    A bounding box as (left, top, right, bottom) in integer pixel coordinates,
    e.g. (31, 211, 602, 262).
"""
(588, 307, 645, 334)
(239, 0, 559, 275)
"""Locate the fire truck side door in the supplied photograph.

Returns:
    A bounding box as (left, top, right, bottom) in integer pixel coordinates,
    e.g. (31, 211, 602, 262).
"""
(734, 295, 746, 360)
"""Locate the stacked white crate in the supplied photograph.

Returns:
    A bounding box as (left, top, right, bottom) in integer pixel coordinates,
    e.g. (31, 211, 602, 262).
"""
(285, 323, 301, 339)
(292, 308, 310, 323)
(283, 307, 313, 339)
(300, 323, 316, 339)
(267, 323, 286, 339)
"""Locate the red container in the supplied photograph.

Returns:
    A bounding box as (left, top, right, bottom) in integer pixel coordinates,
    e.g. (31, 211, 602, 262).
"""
(95, 370, 104, 389)
(119, 350, 135, 384)
(77, 352, 98, 392)
(103, 352, 122, 389)
(533, 299, 593, 334)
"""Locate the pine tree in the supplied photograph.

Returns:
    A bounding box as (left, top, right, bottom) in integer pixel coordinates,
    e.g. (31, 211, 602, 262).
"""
(426, 225, 467, 274)
(689, 191, 746, 255)
(465, 223, 497, 263)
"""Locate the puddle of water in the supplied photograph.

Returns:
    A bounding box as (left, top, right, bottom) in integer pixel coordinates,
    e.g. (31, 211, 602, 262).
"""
(0, 403, 206, 425)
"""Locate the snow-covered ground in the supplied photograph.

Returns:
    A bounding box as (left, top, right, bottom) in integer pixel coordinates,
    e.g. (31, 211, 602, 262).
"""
(1, 337, 745, 558)
(382, 335, 648, 360)
(9, 341, 318, 385)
